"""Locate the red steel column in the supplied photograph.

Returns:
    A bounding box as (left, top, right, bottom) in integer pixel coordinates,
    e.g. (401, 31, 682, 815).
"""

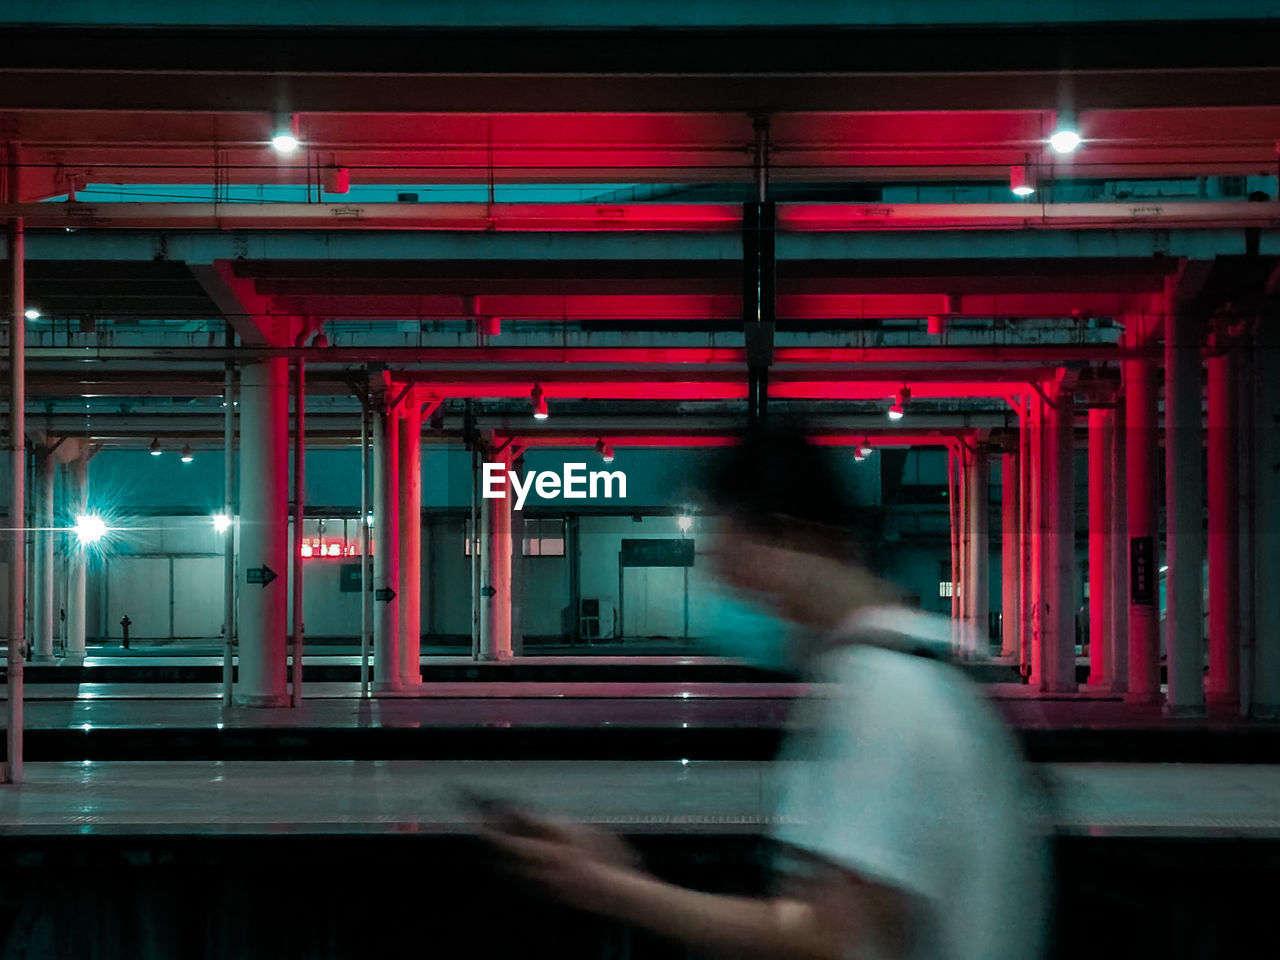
(1206, 327, 1239, 709)
(1043, 384, 1078, 693)
(1125, 335, 1162, 703)
(235, 359, 290, 707)
(372, 394, 402, 692)
(1109, 396, 1130, 692)
(1087, 407, 1114, 686)
(1164, 306, 1206, 716)
(1001, 449, 1019, 658)
(1028, 395, 1044, 687)
(397, 391, 423, 687)
(1019, 400, 1033, 675)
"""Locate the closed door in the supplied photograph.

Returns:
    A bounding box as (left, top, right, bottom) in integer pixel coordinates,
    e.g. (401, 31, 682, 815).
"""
(621, 566, 685, 638)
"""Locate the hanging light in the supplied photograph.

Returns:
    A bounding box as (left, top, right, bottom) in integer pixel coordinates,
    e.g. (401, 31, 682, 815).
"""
(530, 383, 549, 420)
(24, 307, 40, 320)
(212, 513, 232, 533)
(180, 443, 194, 463)
(595, 438, 615, 462)
(888, 386, 910, 421)
(149, 438, 162, 457)
(857, 439, 874, 459)
(1010, 164, 1037, 196)
(271, 113, 300, 153)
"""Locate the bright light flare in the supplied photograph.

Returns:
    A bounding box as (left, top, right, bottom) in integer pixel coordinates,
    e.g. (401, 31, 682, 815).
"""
(271, 133, 299, 153)
(74, 514, 108, 545)
(212, 513, 232, 533)
(677, 515, 694, 532)
(1049, 128, 1081, 154)
(24, 308, 41, 320)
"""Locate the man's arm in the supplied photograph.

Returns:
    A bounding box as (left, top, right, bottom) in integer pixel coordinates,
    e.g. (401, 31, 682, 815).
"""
(483, 822, 914, 960)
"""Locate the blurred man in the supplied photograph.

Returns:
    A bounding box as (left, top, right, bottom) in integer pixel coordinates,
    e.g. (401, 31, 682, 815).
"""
(482, 427, 1048, 960)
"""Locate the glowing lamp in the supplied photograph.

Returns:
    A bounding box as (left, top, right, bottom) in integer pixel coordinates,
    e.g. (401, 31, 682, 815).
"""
(24, 308, 40, 320)
(677, 515, 694, 532)
(212, 513, 232, 533)
(74, 514, 108, 545)
(149, 438, 162, 457)
(595, 438, 615, 463)
(180, 443, 194, 463)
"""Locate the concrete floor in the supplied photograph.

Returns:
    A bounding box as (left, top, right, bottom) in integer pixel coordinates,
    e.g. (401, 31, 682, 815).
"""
(0, 760, 1276, 839)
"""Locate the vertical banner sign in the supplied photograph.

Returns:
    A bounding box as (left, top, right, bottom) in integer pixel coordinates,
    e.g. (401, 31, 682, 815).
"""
(1130, 536, 1155, 605)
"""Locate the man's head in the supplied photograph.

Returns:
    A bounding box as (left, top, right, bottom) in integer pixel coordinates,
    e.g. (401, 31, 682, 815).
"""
(700, 424, 885, 631)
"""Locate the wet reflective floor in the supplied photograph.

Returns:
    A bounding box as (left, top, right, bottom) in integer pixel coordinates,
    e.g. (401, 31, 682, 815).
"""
(0, 760, 1277, 839)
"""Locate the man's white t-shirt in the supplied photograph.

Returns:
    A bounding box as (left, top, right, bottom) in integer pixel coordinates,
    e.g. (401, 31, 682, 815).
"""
(771, 607, 1049, 960)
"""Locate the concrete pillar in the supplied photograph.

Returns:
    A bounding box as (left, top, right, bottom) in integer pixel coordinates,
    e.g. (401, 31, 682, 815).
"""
(479, 453, 513, 661)
(1164, 307, 1206, 716)
(1206, 333, 1239, 709)
(966, 447, 989, 657)
(1087, 407, 1114, 686)
(1125, 346, 1162, 703)
(235, 360, 290, 707)
(1042, 387, 1078, 693)
(1109, 397, 1130, 692)
(1001, 450, 1019, 658)
(1018, 404, 1033, 675)
(31, 448, 55, 662)
(1028, 396, 1044, 687)
(1251, 311, 1280, 717)
(397, 394, 422, 687)
(64, 455, 88, 662)
(373, 398, 401, 691)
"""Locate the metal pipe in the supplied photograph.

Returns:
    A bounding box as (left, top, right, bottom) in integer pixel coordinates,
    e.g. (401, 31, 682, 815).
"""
(290, 356, 305, 706)
(5, 210, 25, 784)
(221, 350, 235, 706)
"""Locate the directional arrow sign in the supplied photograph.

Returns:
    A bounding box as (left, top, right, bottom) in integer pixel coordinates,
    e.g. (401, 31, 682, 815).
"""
(247, 565, 278, 587)
(375, 587, 397, 603)
(480, 586, 497, 598)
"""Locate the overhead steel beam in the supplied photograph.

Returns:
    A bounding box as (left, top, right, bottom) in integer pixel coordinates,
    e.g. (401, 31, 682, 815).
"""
(5, 201, 1279, 232)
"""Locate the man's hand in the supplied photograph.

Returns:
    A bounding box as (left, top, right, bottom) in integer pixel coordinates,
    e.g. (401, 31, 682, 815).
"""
(478, 809, 644, 912)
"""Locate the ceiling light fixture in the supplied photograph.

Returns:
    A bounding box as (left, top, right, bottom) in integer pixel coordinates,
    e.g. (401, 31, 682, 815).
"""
(23, 307, 40, 320)
(595, 438, 615, 462)
(149, 438, 162, 457)
(180, 444, 194, 463)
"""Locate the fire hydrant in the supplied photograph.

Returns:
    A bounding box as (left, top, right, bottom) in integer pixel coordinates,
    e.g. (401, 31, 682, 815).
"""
(120, 615, 131, 650)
